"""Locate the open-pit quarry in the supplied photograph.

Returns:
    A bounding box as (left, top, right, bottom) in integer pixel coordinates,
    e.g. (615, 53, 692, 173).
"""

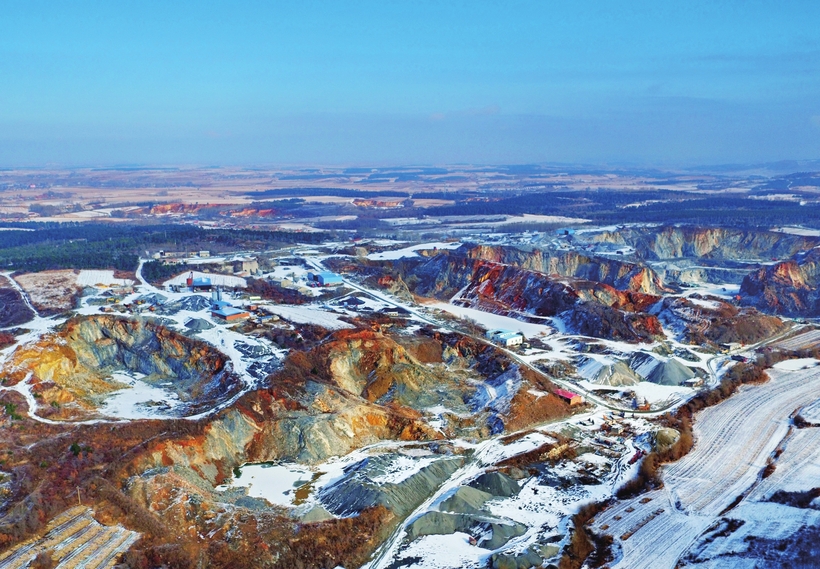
(1, 220, 819, 569)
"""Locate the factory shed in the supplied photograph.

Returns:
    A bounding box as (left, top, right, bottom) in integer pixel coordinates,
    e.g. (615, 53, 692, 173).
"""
(212, 306, 250, 322)
(187, 273, 213, 291)
(485, 329, 525, 347)
(317, 272, 344, 286)
(554, 389, 584, 406)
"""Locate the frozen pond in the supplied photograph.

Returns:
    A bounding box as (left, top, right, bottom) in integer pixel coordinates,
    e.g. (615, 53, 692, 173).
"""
(99, 372, 184, 419)
(222, 463, 316, 507)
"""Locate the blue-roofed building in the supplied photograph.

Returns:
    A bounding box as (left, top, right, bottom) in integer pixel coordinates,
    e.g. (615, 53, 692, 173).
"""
(210, 287, 246, 320)
(212, 306, 250, 322)
(187, 273, 212, 291)
(317, 272, 344, 286)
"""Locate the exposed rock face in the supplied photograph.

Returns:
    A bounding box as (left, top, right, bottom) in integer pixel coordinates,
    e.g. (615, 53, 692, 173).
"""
(654, 264, 750, 286)
(450, 262, 665, 343)
(392, 244, 665, 299)
(130, 331, 475, 479)
(138, 382, 437, 485)
(2, 315, 240, 419)
(740, 248, 820, 316)
(321, 330, 462, 408)
(15, 324, 573, 569)
(435, 268, 659, 344)
(0, 285, 34, 327)
(462, 245, 665, 294)
(588, 226, 820, 261)
(357, 245, 666, 343)
(456, 262, 580, 316)
(559, 302, 665, 343)
(308, 329, 570, 437)
(657, 296, 786, 345)
(132, 329, 572, 491)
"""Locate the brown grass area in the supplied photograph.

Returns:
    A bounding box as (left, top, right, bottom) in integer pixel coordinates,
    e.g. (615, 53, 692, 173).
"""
(13, 271, 81, 315)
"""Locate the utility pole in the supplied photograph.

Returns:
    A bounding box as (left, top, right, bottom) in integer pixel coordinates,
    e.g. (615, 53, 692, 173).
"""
(77, 487, 81, 506)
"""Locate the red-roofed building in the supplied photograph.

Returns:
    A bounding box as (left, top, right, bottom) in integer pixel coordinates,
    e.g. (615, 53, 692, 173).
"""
(554, 389, 584, 406)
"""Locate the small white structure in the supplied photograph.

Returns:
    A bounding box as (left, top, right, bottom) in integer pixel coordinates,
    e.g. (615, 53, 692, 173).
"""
(486, 329, 525, 347)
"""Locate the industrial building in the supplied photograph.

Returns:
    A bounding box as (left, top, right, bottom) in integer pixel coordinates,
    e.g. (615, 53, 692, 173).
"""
(554, 389, 584, 406)
(485, 329, 525, 347)
(186, 273, 213, 291)
(381, 306, 410, 317)
(212, 306, 250, 322)
(232, 256, 259, 273)
(210, 287, 249, 322)
(307, 271, 344, 286)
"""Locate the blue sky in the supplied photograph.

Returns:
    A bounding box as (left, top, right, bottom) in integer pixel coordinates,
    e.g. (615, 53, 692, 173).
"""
(1, 1, 819, 166)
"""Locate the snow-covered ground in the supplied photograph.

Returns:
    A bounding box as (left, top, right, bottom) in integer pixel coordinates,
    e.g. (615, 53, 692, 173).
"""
(260, 304, 354, 330)
(680, 282, 740, 299)
(76, 270, 134, 287)
(686, 297, 723, 310)
(577, 379, 691, 407)
(772, 357, 820, 371)
(773, 329, 820, 351)
(622, 382, 692, 406)
(390, 532, 489, 569)
(747, 428, 820, 500)
(366, 241, 462, 261)
(265, 265, 311, 280)
(369, 455, 441, 485)
(772, 226, 820, 237)
(221, 463, 316, 507)
(98, 371, 184, 419)
(432, 303, 555, 338)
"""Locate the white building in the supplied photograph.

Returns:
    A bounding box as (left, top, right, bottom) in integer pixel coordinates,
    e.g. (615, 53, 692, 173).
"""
(486, 329, 525, 347)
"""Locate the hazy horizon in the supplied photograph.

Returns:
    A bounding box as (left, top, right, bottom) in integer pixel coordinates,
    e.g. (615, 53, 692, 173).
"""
(2, 1, 820, 167)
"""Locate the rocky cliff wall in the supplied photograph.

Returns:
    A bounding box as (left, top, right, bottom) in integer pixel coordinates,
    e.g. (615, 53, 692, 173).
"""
(463, 245, 665, 294)
(588, 226, 820, 261)
(740, 248, 820, 316)
(381, 244, 665, 300)
(0, 282, 34, 327)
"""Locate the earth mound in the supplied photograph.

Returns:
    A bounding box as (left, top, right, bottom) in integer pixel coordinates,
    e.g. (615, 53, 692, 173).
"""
(630, 352, 695, 386)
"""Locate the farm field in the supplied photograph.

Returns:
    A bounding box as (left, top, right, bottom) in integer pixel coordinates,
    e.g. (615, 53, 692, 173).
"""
(0, 506, 139, 569)
(592, 364, 820, 569)
(772, 328, 820, 351)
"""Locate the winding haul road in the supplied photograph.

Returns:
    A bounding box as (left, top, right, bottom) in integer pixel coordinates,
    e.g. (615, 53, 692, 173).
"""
(304, 256, 793, 417)
(303, 255, 808, 568)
